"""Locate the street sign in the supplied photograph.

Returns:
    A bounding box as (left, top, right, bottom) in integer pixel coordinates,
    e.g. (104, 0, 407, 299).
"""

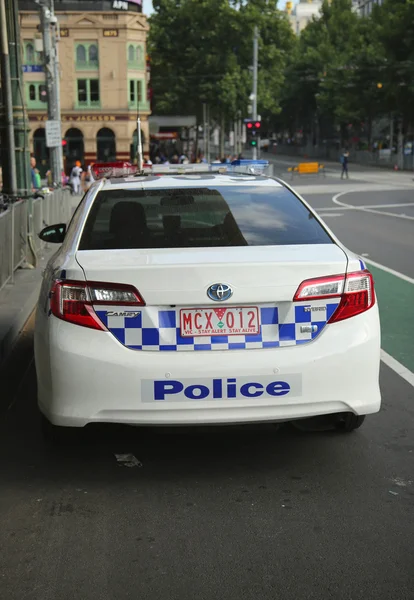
(45, 120, 61, 148)
(22, 65, 44, 72)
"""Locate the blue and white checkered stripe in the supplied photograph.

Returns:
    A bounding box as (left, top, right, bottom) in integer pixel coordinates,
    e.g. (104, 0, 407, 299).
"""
(95, 301, 339, 351)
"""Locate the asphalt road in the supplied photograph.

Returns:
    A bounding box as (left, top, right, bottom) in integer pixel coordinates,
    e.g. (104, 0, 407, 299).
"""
(1, 162, 414, 600)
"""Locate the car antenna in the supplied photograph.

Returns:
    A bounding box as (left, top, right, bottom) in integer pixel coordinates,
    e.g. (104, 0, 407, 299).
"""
(136, 99, 143, 174)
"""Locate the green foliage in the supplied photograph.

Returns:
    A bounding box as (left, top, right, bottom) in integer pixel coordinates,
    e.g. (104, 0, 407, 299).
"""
(280, 0, 414, 141)
(148, 0, 295, 123)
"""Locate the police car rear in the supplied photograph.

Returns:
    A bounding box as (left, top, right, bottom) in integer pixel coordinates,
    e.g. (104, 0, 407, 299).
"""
(35, 161, 381, 436)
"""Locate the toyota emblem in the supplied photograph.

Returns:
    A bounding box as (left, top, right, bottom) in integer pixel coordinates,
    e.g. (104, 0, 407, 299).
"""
(207, 283, 233, 302)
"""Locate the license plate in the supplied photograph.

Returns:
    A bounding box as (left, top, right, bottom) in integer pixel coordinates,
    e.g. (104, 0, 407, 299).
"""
(180, 306, 260, 337)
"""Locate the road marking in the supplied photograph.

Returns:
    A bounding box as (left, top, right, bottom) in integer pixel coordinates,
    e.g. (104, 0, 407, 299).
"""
(333, 191, 414, 220)
(316, 202, 414, 211)
(363, 258, 414, 284)
(381, 350, 414, 388)
(315, 206, 352, 211)
(361, 202, 414, 209)
(317, 213, 343, 217)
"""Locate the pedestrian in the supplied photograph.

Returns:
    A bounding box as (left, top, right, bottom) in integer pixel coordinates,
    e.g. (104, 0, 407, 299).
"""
(340, 150, 349, 179)
(70, 161, 83, 195)
(82, 164, 94, 192)
(30, 156, 41, 191)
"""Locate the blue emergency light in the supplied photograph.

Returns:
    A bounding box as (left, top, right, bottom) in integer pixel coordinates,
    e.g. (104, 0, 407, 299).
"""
(230, 159, 269, 167)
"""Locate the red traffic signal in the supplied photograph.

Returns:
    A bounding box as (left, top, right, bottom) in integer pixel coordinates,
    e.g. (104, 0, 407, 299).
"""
(245, 120, 261, 131)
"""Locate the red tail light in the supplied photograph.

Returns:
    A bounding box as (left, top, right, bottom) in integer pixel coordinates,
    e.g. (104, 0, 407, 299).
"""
(50, 280, 145, 330)
(293, 270, 375, 323)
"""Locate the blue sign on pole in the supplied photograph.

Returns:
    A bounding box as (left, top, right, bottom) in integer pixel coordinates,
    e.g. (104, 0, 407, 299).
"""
(22, 65, 44, 73)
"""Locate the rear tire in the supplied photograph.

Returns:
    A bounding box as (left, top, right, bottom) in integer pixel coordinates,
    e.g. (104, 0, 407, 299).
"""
(291, 413, 366, 433)
(335, 413, 366, 432)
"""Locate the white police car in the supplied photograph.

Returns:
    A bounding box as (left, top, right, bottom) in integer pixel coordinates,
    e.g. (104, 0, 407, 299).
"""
(34, 160, 381, 438)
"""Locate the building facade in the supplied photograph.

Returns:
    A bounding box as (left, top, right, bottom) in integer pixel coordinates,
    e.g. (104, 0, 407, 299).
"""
(354, 0, 383, 16)
(285, 0, 323, 35)
(19, 0, 150, 174)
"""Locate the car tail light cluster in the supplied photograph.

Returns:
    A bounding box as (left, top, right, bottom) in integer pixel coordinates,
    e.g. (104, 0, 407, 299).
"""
(293, 270, 375, 323)
(50, 280, 145, 330)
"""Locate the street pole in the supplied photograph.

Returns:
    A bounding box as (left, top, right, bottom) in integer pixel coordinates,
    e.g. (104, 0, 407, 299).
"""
(252, 26, 258, 160)
(38, 0, 63, 185)
(206, 104, 210, 163)
(202, 103, 207, 159)
(1, 0, 31, 195)
(0, 0, 17, 195)
(238, 113, 242, 156)
(51, 0, 63, 176)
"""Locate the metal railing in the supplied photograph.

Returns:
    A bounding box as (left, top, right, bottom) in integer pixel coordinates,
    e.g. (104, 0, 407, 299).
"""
(270, 144, 414, 171)
(0, 187, 73, 293)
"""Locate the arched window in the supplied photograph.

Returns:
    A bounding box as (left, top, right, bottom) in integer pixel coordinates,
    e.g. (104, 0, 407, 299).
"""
(88, 44, 98, 63)
(26, 43, 34, 64)
(97, 127, 116, 162)
(136, 46, 142, 63)
(128, 45, 135, 62)
(29, 84, 36, 101)
(76, 44, 86, 63)
(39, 85, 47, 103)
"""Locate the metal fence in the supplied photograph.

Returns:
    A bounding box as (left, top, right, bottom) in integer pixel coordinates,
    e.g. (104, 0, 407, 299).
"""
(270, 144, 414, 171)
(0, 187, 73, 292)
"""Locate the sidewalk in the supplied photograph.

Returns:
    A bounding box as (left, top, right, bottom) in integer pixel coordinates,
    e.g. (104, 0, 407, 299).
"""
(0, 194, 79, 366)
(0, 248, 55, 365)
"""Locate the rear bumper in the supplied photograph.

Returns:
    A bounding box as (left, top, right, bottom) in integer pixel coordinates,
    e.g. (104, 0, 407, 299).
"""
(35, 307, 381, 427)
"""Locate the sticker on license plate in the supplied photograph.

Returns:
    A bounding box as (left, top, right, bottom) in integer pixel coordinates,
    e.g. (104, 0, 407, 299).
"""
(180, 306, 260, 337)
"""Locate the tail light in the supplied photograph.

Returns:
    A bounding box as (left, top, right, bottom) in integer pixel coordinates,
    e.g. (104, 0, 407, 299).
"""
(293, 270, 375, 323)
(50, 280, 145, 330)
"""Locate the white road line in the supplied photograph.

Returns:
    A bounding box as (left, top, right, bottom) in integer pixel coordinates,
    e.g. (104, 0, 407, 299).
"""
(314, 205, 352, 211)
(363, 258, 414, 284)
(333, 190, 414, 221)
(361, 202, 414, 209)
(381, 351, 414, 388)
(315, 202, 414, 211)
(317, 213, 343, 217)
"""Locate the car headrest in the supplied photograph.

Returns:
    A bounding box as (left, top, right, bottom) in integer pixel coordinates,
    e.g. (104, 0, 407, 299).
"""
(110, 201, 147, 235)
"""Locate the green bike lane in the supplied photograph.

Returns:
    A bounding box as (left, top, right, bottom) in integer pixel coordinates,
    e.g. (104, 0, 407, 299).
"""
(368, 264, 414, 372)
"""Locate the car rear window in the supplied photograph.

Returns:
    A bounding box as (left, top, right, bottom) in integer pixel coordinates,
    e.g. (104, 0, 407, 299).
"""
(78, 185, 333, 250)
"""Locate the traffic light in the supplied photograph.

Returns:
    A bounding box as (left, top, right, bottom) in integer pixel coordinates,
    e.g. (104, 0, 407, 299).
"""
(245, 120, 261, 133)
(245, 120, 261, 147)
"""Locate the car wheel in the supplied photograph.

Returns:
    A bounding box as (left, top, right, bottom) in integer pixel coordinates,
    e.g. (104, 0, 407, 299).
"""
(335, 413, 366, 432)
(291, 413, 366, 433)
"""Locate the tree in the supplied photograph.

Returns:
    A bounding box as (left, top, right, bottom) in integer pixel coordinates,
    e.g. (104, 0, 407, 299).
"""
(279, 0, 414, 149)
(148, 0, 295, 131)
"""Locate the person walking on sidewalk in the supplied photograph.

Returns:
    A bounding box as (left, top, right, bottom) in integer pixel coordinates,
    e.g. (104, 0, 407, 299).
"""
(70, 161, 83, 195)
(340, 150, 350, 179)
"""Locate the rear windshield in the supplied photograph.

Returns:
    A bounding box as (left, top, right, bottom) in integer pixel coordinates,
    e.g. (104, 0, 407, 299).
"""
(78, 185, 333, 250)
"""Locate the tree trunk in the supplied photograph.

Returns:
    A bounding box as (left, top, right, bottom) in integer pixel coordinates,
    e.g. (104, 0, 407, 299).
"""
(220, 112, 225, 158)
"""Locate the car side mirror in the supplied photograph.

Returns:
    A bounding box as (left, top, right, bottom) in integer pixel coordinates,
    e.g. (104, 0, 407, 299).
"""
(38, 223, 67, 244)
